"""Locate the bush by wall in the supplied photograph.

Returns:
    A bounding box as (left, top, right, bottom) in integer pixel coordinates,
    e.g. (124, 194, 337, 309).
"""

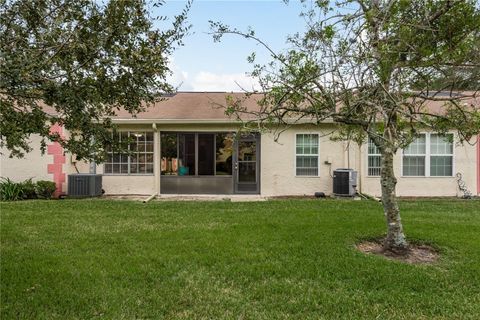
(35, 181, 57, 199)
(0, 178, 57, 201)
(0, 178, 25, 201)
(20, 178, 37, 199)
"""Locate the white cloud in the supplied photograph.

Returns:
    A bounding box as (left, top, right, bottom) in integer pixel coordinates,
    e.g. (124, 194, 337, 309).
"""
(167, 59, 260, 92)
(167, 59, 193, 91)
(189, 71, 259, 92)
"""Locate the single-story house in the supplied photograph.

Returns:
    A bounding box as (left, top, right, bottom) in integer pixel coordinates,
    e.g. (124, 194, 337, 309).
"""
(1, 92, 479, 198)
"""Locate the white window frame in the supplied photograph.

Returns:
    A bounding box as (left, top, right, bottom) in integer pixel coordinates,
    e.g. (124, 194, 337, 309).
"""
(401, 132, 455, 177)
(294, 133, 320, 177)
(402, 133, 427, 177)
(367, 137, 382, 177)
(104, 131, 155, 176)
(429, 133, 455, 177)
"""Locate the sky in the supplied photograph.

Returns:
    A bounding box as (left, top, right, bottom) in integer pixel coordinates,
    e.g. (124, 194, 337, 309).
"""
(155, 0, 309, 92)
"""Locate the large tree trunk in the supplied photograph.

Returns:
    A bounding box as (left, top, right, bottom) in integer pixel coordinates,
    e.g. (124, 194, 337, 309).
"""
(380, 147, 409, 254)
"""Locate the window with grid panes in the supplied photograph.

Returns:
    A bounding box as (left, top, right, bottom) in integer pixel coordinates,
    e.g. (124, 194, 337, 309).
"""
(429, 134, 453, 176)
(402, 133, 454, 177)
(367, 138, 381, 176)
(402, 134, 426, 176)
(104, 131, 154, 174)
(295, 134, 319, 176)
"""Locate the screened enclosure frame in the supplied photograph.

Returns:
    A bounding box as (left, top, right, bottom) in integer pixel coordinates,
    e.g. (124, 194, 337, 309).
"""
(160, 131, 235, 177)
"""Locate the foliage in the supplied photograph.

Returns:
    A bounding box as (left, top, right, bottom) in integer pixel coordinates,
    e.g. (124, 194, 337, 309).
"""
(20, 178, 37, 199)
(1, 199, 480, 319)
(0, 177, 24, 201)
(210, 0, 480, 252)
(34, 180, 57, 199)
(0, 177, 57, 201)
(0, 0, 191, 161)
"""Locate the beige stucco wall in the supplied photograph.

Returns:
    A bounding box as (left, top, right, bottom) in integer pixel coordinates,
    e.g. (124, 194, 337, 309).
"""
(260, 125, 346, 196)
(71, 157, 156, 195)
(260, 126, 477, 197)
(0, 135, 54, 183)
(359, 136, 477, 197)
(1, 124, 477, 197)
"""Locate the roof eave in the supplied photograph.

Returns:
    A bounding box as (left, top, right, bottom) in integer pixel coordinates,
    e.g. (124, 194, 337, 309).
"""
(111, 117, 335, 125)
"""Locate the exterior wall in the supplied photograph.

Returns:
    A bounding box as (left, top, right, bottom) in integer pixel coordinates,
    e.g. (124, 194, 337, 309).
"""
(72, 158, 156, 195)
(0, 135, 54, 183)
(261, 126, 476, 197)
(1, 123, 477, 197)
(359, 135, 478, 198)
(260, 125, 346, 197)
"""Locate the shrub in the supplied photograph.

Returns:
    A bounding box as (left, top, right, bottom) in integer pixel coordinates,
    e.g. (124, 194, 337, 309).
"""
(20, 178, 37, 199)
(0, 178, 24, 201)
(35, 180, 57, 199)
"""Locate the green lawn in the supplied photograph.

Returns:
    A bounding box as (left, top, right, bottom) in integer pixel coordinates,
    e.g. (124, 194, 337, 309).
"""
(1, 199, 479, 319)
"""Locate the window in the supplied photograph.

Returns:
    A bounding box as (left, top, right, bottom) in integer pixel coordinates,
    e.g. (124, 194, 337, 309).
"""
(430, 134, 453, 176)
(104, 131, 154, 174)
(402, 133, 454, 177)
(367, 138, 381, 176)
(403, 134, 426, 176)
(295, 134, 319, 176)
(161, 132, 234, 176)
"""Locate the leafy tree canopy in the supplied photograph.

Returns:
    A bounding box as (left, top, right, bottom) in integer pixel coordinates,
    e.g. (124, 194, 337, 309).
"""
(1, 0, 190, 160)
(211, 0, 480, 253)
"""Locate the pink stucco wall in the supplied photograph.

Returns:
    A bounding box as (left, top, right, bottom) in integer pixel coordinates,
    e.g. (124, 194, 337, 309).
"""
(47, 124, 66, 197)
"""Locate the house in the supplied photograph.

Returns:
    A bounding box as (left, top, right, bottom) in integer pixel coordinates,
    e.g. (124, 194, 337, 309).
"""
(1, 92, 479, 198)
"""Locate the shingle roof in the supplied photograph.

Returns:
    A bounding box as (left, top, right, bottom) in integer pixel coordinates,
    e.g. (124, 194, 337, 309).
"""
(111, 91, 479, 123)
(37, 91, 478, 123)
(113, 92, 263, 121)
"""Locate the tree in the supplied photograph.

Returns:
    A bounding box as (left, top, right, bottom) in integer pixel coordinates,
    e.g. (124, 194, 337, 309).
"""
(211, 0, 480, 253)
(1, 0, 190, 160)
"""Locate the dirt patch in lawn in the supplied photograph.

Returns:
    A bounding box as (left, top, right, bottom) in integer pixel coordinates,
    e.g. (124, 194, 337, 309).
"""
(356, 240, 439, 264)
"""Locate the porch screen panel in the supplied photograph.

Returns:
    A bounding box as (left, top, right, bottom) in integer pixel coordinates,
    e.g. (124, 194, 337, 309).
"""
(161, 132, 235, 177)
(178, 134, 195, 175)
(198, 134, 215, 175)
(238, 140, 257, 182)
(215, 133, 234, 175)
(161, 133, 179, 175)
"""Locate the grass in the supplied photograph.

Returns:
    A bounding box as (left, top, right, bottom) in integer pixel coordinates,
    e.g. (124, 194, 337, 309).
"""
(1, 198, 479, 319)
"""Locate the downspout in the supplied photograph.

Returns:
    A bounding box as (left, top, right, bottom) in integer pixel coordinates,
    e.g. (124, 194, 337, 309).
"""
(343, 141, 349, 168)
(89, 161, 96, 174)
(347, 140, 351, 169)
(358, 142, 363, 194)
(143, 194, 156, 203)
(89, 137, 96, 174)
(477, 135, 480, 195)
